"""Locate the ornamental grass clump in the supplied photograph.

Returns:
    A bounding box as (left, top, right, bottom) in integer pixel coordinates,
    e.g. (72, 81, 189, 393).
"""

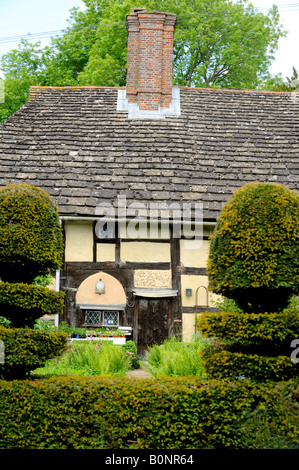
(34, 340, 132, 377)
(146, 335, 208, 377)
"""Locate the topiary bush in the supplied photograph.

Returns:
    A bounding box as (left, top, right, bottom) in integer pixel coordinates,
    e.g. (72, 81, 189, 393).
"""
(197, 307, 299, 382)
(207, 182, 299, 313)
(0, 183, 66, 378)
(0, 326, 68, 379)
(0, 282, 65, 327)
(0, 183, 63, 283)
(0, 183, 64, 329)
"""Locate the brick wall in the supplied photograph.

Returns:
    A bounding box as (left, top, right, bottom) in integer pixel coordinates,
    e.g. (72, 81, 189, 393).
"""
(126, 9, 177, 111)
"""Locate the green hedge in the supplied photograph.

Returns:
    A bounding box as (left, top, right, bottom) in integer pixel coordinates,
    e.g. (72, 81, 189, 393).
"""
(0, 282, 65, 327)
(197, 309, 299, 381)
(200, 350, 299, 382)
(0, 376, 297, 449)
(198, 310, 299, 348)
(0, 326, 68, 379)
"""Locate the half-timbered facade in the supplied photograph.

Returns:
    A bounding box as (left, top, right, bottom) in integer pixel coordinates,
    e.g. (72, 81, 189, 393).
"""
(0, 9, 298, 353)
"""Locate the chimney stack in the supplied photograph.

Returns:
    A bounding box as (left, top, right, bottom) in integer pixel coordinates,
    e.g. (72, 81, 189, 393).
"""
(119, 8, 180, 118)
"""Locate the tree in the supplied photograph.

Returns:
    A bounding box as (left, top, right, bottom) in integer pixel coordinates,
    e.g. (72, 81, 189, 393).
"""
(77, 0, 286, 88)
(0, 0, 286, 122)
(259, 66, 299, 92)
(207, 182, 299, 313)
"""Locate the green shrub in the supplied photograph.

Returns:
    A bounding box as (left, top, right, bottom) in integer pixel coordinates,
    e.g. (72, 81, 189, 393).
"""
(0, 376, 297, 449)
(0, 281, 65, 327)
(200, 350, 299, 382)
(207, 182, 299, 312)
(0, 183, 63, 283)
(198, 308, 299, 381)
(198, 310, 299, 351)
(121, 340, 140, 369)
(34, 340, 131, 377)
(146, 335, 208, 377)
(0, 326, 68, 379)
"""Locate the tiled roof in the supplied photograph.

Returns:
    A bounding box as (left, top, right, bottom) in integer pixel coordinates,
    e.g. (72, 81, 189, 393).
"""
(0, 86, 298, 220)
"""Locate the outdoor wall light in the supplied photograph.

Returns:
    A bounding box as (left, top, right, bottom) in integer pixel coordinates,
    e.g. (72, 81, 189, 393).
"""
(186, 288, 192, 297)
(95, 278, 105, 295)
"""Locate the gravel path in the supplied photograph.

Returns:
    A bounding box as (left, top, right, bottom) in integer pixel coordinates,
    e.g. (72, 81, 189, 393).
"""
(126, 368, 153, 378)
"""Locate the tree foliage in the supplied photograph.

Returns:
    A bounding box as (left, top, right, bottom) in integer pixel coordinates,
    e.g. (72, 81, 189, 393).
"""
(207, 182, 299, 313)
(0, 0, 286, 122)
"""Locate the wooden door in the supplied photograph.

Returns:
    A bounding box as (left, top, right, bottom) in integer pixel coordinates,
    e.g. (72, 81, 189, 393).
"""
(135, 297, 174, 355)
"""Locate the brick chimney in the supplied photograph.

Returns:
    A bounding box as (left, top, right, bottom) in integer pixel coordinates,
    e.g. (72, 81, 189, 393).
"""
(117, 8, 180, 119)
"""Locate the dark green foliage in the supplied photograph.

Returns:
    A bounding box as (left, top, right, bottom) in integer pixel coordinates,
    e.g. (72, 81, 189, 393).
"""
(0, 326, 68, 380)
(0, 183, 63, 283)
(198, 310, 299, 353)
(198, 307, 299, 382)
(0, 376, 297, 449)
(208, 182, 299, 313)
(0, 282, 65, 327)
(0, 183, 66, 377)
(201, 350, 298, 382)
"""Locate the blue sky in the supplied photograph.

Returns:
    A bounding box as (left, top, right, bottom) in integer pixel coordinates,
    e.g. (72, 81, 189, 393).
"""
(0, 0, 298, 80)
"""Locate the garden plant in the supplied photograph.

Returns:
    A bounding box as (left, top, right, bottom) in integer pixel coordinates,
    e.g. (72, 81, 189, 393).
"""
(0, 183, 67, 379)
(199, 182, 299, 382)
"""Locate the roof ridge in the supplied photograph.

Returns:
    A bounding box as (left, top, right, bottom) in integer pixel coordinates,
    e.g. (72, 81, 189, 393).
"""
(29, 85, 292, 96)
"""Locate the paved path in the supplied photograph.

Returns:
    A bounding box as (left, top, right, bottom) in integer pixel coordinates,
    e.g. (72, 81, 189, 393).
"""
(126, 368, 152, 378)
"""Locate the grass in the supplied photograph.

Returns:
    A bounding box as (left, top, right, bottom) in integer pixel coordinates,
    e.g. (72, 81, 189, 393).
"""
(33, 339, 132, 378)
(145, 334, 210, 378)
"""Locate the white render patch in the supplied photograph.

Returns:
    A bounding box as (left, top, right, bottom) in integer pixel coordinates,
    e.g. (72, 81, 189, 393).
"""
(117, 87, 181, 119)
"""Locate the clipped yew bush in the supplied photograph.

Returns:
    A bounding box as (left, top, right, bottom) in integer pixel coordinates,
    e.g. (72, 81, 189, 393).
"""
(0, 282, 65, 327)
(0, 326, 68, 380)
(0, 183, 63, 283)
(0, 183, 66, 378)
(202, 183, 299, 381)
(198, 306, 299, 382)
(207, 182, 299, 313)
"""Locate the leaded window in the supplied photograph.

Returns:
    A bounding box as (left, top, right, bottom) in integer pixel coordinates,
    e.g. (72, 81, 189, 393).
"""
(84, 310, 119, 327)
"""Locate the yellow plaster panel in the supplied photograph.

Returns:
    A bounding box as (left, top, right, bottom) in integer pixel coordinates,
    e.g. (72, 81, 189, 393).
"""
(120, 242, 171, 263)
(182, 313, 197, 342)
(96, 243, 116, 262)
(134, 270, 172, 288)
(119, 220, 170, 239)
(65, 221, 94, 262)
(181, 275, 221, 308)
(180, 239, 210, 268)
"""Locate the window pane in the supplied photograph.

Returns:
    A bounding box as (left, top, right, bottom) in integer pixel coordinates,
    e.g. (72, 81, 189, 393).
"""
(85, 311, 101, 325)
(103, 311, 119, 326)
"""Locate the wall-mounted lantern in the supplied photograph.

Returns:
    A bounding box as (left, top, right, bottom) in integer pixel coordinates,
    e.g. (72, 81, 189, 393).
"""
(186, 288, 192, 297)
(95, 278, 105, 295)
